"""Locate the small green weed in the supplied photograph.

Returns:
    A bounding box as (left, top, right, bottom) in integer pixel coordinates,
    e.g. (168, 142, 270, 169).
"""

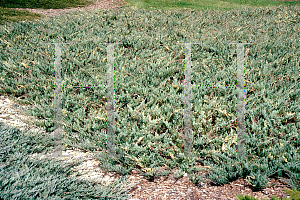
(236, 188, 300, 200)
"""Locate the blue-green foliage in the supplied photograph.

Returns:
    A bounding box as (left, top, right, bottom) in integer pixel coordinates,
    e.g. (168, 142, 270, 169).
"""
(0, 3, 299, 199)
(0, 122, 136, 199)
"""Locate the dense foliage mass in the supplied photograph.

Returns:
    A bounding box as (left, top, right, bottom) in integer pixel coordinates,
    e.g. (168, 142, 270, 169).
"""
(0, 4, 299, 199)
(0, 122, 136, 199)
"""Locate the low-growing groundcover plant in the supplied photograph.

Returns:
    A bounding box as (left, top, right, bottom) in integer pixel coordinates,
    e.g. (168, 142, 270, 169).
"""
(0, 122, 137, 199)
(0, 0, 299, 199)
